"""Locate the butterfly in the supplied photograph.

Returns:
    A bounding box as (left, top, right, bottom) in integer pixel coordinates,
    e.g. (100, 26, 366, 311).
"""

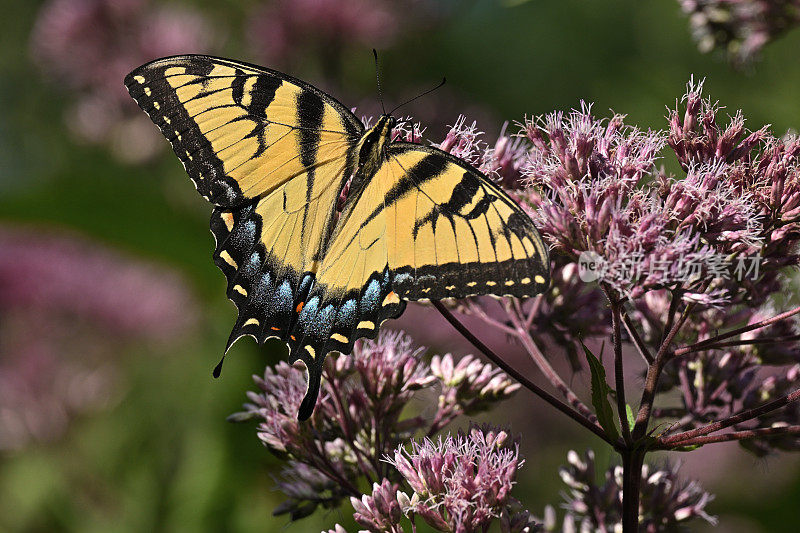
(125, 55, 549, 420)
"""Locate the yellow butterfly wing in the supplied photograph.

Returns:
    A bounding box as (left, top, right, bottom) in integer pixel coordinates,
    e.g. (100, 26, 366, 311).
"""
(125, 55, 362, 204)
(382, 143, 550, 298)
(285, 143, 549, 417)
(125, 56, 365, 393)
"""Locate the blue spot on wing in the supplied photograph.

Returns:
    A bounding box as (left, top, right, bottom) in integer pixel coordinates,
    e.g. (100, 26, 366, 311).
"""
(360, 278, 381, 314)
(298, 296, 320, 328)
(315, 304, 336, 334)
(337, 299, 357, 325)
(251, 270, 274, 305)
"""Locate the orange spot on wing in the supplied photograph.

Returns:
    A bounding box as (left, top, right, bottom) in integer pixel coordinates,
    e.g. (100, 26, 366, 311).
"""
(382, 290, 401, 306)
(296, 301, 304, 313)
(290, 335, 296, 341)
(271, 326, 281, 331)
(220, 211, 235, 231)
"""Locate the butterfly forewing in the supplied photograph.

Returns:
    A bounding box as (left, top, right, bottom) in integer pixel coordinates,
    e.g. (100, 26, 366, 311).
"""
(125, 55, 362, 206)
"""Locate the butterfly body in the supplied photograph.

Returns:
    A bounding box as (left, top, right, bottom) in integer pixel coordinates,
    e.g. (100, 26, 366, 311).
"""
(125, 55, 549, 419)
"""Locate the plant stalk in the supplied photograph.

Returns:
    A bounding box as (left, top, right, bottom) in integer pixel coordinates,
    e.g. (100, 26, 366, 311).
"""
(621, 448, 643, 533)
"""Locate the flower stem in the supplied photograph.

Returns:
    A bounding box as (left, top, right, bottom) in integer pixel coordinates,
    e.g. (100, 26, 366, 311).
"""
(674, 334, 800, 355)
(432, 300, 617, 448)
(658, 388, 800, 446)
(604, 287, 633, 446)
(657, 424, 800, 448)
(632, 303, 695, 440)
(672, 305, 800, 357)
(621, 449, 643, 533)
(504, 299, 597, 423)
(610, 298, 632, 444)
(621, 308, 654, 364)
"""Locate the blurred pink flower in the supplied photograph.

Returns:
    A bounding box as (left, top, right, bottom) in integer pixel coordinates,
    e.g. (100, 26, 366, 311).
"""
(247, 0, 398, 68)
(0, 225, 198, 450)
(0, 226, 196, 338)
(678, 0, 800, 63)
(30, 0, 217, 163)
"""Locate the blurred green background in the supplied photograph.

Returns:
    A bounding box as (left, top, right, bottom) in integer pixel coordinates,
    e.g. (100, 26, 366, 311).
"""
(1, 0, 799, 531)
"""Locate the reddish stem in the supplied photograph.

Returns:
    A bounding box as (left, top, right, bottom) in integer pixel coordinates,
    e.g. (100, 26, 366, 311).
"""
(673, 305, 800, 358)
(632, 303, 695, 440)
(610, 297, 632, 444)
(621, 308, 654, 364)
(504, 300, 597, 423)
(674, 334, 800, 355)
(432, 300, 616, 448)
(659, 388, 800, 445)
(658, 425, 800, 448)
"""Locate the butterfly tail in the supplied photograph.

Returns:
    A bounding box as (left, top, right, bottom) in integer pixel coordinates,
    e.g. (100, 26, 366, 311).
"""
(297, 364, 322, 421)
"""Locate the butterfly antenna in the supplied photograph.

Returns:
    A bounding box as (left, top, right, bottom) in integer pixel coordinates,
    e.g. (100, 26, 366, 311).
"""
(388, 77, 446, 116)
(373, 49, 387, 115)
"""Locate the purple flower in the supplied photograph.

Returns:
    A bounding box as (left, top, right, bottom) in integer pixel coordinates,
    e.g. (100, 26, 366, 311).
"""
(388, 425, 523, 533)
(351, 479, 405, 533)
(244, 360, 310, 454)
(549, 450, 717, 530)
(232, 330, 521, 523)
(353, 330, 436, 403)
(431, 353, 520, 417)
(434, 116, 529, 189)
(667, 78, 769, 169)
(521, 103, 668, 274)
(512, 82, 800, 308)
(273, 461, 342, 520)
(483, 123, 531, 190)
(435, 115, 491, 169)
(521, 105, 719, 301)
(666, 79, 800, 274)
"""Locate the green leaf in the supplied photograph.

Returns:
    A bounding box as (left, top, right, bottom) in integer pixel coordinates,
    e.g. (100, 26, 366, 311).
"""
(580, 340, 620, 442)
(672, 444, 703, 452)
(626, 403, 636, 431)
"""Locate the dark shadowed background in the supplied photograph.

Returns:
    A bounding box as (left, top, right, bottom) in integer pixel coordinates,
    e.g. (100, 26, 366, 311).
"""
(1, 0, 799, 531)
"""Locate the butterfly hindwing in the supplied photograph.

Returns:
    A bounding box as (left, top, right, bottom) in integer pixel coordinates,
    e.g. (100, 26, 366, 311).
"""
(283, 170, 408, 418)
(209, 152, 355, 349)
(125, 55, 362, 205)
